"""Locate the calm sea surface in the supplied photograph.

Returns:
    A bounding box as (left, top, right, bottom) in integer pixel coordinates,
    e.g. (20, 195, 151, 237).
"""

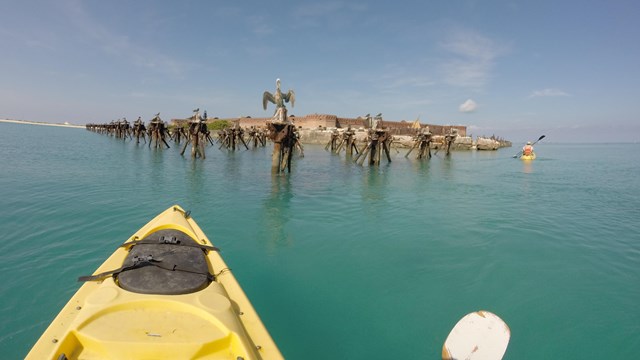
(1, 122, 639, 359)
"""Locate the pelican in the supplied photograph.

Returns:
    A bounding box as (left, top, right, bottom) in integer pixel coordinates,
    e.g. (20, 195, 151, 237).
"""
(263, 78, 295, 112)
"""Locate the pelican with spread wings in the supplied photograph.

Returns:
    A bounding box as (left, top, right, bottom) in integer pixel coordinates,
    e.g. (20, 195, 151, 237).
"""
(263, 78, 295, 123)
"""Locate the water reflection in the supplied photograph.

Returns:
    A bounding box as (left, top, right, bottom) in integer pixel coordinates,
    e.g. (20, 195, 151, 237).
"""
(187, 160, 205, 194)
(223, 151, 242, 180)
(261, 173, 294, 253)
(440, 155, 454, 180)
(410, 157, 432, 175)
(149, 149, 167, 189)
(360, 166, 391, 222)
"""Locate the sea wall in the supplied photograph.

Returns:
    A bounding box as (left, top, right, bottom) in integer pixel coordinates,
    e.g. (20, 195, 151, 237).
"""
(476, 137, 501, 150)
(0, 119, 84, 128)
(296, 130, 508, 150)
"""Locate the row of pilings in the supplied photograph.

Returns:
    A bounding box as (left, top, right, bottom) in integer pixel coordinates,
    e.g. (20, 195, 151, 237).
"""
(85, 113, 305, 173)
(87, 115, 471, 173)
(325, 126, 461, 164)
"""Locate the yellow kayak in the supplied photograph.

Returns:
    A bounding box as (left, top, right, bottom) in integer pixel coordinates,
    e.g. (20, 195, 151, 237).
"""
(27, 205, 282, 360)
(520, 152, 536, 160)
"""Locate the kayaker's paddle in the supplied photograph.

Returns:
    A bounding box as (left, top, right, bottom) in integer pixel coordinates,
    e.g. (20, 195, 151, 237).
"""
(442, 310, 510, 360)
(513, 135, 545, 158)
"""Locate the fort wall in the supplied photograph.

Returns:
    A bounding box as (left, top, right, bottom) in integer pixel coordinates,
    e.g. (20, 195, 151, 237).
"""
(171, 113, 467, 137)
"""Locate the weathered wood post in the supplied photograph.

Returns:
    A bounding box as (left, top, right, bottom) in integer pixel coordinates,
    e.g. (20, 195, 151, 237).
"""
(232, 122, 249, 150)
(406, 126, 432, 159)
(444, 128, 458, 156)
(147, 113, 169, 149)
(115, 118, 130, 140)
(293, 127, 304, 157)
(267, 122, 296, 173)
(325, 129, 340, 152)
(370, 130, 380, 165)
(181, 109, 205, 158)
(217, 122, 249, 151)
(263, 78, 297, 173)
(356, 128, 392, 165)
(247, 126, 266, 148)
(381, 130, 392, 163)
(133, 117, 147, 144)
(171, 122, 187, 144)
(190, 121, 203, 159)
(339, 126, 359, 157)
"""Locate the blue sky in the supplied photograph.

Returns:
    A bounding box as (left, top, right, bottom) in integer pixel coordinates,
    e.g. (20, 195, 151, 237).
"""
(1, 0, 638, 142)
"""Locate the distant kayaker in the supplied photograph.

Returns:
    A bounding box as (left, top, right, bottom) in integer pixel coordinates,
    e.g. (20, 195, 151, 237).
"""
(522, 141, 534, 156)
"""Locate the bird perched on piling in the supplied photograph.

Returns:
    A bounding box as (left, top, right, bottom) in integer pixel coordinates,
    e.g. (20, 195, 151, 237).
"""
(263, 78, 295, 123)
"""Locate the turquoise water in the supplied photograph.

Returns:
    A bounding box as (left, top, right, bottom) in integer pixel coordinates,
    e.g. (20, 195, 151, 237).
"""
(1, 122, 639, 359)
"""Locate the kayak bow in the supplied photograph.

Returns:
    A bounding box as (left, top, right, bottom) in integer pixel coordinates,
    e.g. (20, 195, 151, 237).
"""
(27, 205, 282, 360)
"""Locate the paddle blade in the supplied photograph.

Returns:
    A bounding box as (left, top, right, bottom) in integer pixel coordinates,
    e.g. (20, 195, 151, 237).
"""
(442, 311, 510, 360)
(537, 135, 546, 141)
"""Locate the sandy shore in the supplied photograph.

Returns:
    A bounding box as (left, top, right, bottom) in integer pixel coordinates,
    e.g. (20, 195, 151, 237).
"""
(0, 119, 85, 129)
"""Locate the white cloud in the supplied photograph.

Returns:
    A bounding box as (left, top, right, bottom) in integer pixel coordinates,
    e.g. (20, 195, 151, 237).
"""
(459, 99, 477, 113)
(441, 32, 501, 61)
(439, 28, 508, 89)
(61, 1, 190, 78)
(369, 65, 436, 92)
(528, 88, 571, 98)
(246, 15, 274, 36)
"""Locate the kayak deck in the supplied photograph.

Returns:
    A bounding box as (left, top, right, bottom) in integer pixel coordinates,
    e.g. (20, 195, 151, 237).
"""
(27, 205, 282, 360)
(52, 281, 255, 359)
